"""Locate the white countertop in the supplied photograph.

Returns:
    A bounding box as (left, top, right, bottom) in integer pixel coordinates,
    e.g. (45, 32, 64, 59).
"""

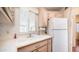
(16, 35, 52, 48)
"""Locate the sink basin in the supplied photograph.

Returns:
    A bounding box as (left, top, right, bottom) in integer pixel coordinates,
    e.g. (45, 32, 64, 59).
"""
(31, 34, 45, 37)
(16, 34, 49, 43)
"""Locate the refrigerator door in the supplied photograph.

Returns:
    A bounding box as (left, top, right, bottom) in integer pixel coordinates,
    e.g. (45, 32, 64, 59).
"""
(53, 30, 68, 52)
(48, 18, 68, 52)
(53, 18, 68, 29)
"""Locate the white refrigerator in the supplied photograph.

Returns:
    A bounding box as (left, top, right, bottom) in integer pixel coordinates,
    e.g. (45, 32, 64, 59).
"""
(48, 18, 68, 52)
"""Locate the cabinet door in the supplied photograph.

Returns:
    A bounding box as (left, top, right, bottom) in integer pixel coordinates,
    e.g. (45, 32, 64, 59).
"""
(37, 45, 48, 52)
(48, 39, 52, 52)
(18, 40, 48, 52)
(18, 44, 37, 52)
(76, 15, 79, 23)
(39, 8, 48, 27)
(32, 50, 38, 52)
(39, 9, 44, 27)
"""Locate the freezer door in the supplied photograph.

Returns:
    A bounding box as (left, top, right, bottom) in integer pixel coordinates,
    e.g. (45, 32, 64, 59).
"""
(53, 18, 68, 29)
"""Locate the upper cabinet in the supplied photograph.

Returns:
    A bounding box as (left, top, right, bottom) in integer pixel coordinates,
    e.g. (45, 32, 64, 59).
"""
(48, 11, 64, 19)
(0, 7, 14, 25)
(39, 8, 48, 27)
(76, 15, 79, 23)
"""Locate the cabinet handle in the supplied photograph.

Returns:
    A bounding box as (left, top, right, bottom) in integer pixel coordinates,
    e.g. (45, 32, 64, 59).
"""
(35, 45, 40, 48)
(32, 49, 38, 52)
(35, 49, 39, 52)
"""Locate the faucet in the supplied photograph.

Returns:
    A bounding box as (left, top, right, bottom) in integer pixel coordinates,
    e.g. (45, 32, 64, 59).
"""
(29, 32, 31, 37)
(28, 27, 32, 37)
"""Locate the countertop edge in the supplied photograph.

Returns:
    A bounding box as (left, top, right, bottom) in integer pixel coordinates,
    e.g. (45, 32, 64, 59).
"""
(16, 36, 52, 48)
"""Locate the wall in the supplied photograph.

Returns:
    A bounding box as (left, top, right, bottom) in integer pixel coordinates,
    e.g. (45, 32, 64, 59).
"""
(48, 11, 64, 19)
(28, 8, 39, 14)
(64, 7, 79, 52)
(64, 8, 72, 52)
(0, 8, 19, 52)
(71, 8, 79, 47)
(0, 25, 16, 52)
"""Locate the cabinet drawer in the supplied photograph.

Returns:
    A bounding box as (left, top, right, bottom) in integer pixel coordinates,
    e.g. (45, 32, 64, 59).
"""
(35, 40, 48, 48)
(18, 44, 37, 52)
(32, 50, 38, 52)
(18, 40, 48, 52)
(37, 45, 48, 52)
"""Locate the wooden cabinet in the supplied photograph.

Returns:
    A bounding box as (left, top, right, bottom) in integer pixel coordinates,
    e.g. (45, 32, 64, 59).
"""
(47, 39, 52, 52)
(37, 45, 48, 52)
(32, 45, 48, 52)
(18, 38, 52, 52)
(0, 7, 14, 25)
(76, 15, 79, 23)
(39, 8, 48, 27)
(32, 50, 38, 52)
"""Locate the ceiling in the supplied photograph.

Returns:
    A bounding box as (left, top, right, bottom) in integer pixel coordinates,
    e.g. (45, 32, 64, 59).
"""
(45, 7, 65, 11)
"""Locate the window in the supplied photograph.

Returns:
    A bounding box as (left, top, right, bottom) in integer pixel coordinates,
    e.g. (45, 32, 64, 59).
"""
(35, 14, 39, 32)
(19, 8, 39, 34)
(19, 8, 29, 33)
(29, 11, 36, 32)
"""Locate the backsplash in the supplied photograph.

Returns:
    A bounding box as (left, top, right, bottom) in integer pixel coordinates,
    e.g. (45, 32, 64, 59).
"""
(0, 25, 16, 52)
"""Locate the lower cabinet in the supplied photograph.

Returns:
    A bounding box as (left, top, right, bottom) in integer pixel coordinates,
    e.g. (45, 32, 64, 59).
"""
(32, 45, 48, 52)
(47, 39, 52, 52)
(37, 45, 48, 52)
(18, 38, 52, 52)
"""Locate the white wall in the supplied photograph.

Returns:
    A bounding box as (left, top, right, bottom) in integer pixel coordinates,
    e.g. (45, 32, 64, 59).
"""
(0, 8, 19, 52)
(0, 24, 16, 52)
(0, 39, 16, 52)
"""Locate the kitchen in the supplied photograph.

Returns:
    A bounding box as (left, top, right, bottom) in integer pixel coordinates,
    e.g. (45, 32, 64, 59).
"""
(0, 7, 79, 52)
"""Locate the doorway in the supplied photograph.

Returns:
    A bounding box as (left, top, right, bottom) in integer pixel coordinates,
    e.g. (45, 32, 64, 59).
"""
(72, 15, 79, 52)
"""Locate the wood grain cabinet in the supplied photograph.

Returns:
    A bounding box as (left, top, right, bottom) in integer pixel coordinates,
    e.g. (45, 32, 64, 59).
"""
(18, 38, 52, 52)
(39, 8, 48, 27)
(47, 39, 52, 52)
(37, 45, 48, 52)
(76, 15, 79, 23)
